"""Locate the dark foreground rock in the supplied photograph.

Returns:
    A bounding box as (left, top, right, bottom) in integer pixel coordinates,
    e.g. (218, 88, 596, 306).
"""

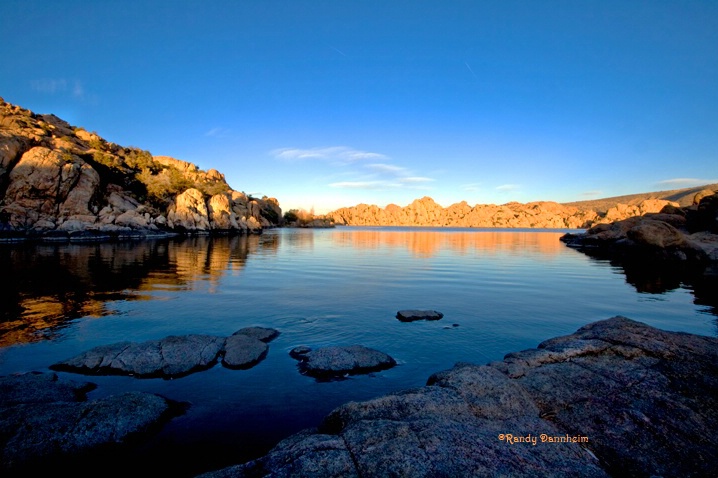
(290, 345, 397, 379)
(396, 309, 444, 322)
(0, 372, 181, 474)
(51, 327, 280, 378)
(201, 317, 718, 477)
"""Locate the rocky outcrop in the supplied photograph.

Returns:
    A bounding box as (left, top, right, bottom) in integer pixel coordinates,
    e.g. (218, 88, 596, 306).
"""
(200, 317, 718, 478)
(0, 372, 181, 474)
(290, 345, 397, 379)
(329, 196, 677, 229)
(51, 327, 280, 378)
(561, 191, 718, 263)
(0, 98, 281, 240)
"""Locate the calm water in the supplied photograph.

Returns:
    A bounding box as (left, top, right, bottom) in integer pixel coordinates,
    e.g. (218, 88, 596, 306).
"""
(1, 227, 716, 475)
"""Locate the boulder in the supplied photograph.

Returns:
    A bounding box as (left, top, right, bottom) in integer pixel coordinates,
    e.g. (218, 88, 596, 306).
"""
(51, 335, 226, 378)
(290, 345, 396, 378)
(232, 326, 280, 343)
(396, 309, 444, 322)
(561, 213, 712, 263)
(221, 334, 268, 369)
(202, 317, 718, 478)
(50, 328, 281, 378)
(0, 373, 180, 473)
(167, 188, 211, 231)
(626, 219, 687, 248)
(0, 372, 95, 407)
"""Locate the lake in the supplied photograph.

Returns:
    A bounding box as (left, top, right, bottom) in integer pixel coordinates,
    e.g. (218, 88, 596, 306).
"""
(1, 227, 716, 476)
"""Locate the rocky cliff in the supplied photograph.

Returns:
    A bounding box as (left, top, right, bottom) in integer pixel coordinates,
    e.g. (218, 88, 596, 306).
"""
(0, 98, 281, 240)
(329, 193, 716, 229)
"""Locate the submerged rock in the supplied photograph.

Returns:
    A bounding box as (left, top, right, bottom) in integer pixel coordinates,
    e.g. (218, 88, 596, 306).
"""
(222, 326, 280, 368)
(290, 345, 397, 378)
(51, 334, 226, 378)
(232, 326, 280, 343)
(203, 317, 718, 477)
(222, 334, 268, 369)
(396, 309, 444, 322)
(50, 327, 281, 378)
(0, 373, 181, 473)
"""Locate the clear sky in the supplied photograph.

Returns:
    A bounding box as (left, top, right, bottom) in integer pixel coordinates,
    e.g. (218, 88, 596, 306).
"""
(2, 1, 717, 213)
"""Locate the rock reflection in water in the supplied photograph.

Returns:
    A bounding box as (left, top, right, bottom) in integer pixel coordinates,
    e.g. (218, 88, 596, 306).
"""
(330, 227, 568, 258)
(0, 235, 272, 347)
(586, 254, 718, 320)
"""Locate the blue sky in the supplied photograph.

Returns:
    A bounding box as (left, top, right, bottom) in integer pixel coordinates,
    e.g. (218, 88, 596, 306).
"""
(2, 1, 717, 213)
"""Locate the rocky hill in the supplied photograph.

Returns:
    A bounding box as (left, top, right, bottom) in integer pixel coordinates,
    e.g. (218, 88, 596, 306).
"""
(329, 187, 718, 229)
(0, 98, 281, 240)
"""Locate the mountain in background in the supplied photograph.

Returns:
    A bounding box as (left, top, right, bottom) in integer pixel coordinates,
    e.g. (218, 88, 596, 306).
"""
(0, 98, 281, 239)
(328, 185, 718, 229)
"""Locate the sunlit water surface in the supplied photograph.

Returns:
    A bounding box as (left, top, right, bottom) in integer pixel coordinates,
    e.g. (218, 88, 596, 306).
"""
(1, 227, 716, 475)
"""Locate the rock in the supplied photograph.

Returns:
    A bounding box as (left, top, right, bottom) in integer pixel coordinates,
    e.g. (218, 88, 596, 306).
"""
(289, 345, 312, 359)
(0, 98, 283, 238)
(396, 309, 444, 322)
(626, 219, 687, 248)
(51, 335, 226, 378)
(205, 317, 718, 478)
(561, 211, 713, 263)
(290, 345, 397, 378)
(207, 193, 237, 230)
(0, 372, 181, 474)
(232, 326, 280, 342)
(221, 334, 268, 369)
(167, 188, 211, 231)
(0, 372, 95, 407)
(50, 329, 281, 377)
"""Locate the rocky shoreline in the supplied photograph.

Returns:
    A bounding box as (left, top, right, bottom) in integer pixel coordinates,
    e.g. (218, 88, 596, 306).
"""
(3, 316, 716, 477)
(0, 98, 283, 240)
(199, 316, 717, 478)
(560, 189, 718, 266)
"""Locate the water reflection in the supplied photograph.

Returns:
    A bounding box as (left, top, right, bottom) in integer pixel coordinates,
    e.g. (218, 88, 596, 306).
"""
(583, 253, 718, 318)
(0, 235, 276, 347)
(1, 229, 716, 347)
(330, 228, 568, 258)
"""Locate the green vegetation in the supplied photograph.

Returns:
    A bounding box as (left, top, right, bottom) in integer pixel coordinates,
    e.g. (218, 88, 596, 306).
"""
(283, 208, 315, 226)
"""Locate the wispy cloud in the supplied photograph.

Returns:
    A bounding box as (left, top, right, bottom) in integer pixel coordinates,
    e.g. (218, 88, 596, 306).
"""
(205, 127, 230, 138)
(657, 178, 718, 187)
(496, 184, 520, 191)
(275, 145, 436, 191)
(366, 163, 407, 174)
(30, 78, 97, 104)
(31, 78, 68, 94)
(580, 190, 603, 198)
(464, 62, 479, 80)
(399, 176, 434, 184)
(461, 183, 482, 192)
(330, 180, 402, 189)
(31, 78, 87, 100)
(272, 146, 388, 162)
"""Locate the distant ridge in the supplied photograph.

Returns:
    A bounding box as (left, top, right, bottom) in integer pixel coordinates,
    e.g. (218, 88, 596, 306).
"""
(563, 184, 718, 213)
(328, 184, 718, 229)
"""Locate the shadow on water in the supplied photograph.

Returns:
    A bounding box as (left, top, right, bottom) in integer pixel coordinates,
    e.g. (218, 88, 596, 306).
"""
(585, 252, 718, 325)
